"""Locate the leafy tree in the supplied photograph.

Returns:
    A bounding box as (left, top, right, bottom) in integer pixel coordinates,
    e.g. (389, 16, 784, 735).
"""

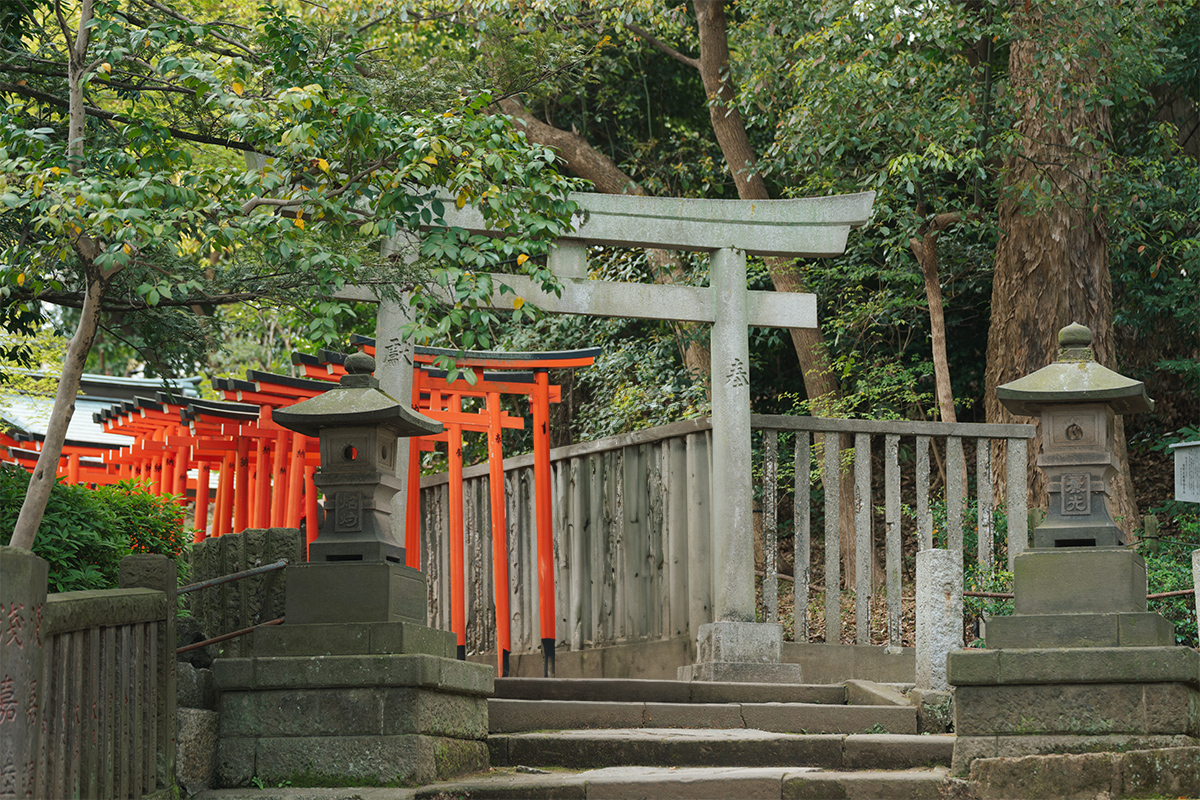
(0, 0, 580, 549)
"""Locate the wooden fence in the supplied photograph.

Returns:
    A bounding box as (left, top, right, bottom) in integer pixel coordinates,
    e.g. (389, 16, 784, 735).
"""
(0, 551, 175, 800)
(418, 415, 1036, 657)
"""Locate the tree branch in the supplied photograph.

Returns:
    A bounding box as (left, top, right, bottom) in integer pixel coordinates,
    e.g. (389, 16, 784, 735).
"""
(0, 81, 269, 153)
(625, 22, 700, 70)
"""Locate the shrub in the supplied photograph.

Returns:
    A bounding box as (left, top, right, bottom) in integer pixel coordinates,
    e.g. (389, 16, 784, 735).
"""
(0, 465, 187, 592)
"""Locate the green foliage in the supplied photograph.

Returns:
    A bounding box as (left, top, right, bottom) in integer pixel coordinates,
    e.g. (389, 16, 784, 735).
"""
(1137, 506, 1199, 649)
(1, 0, 581, 385)
(0, 465, 187, 592)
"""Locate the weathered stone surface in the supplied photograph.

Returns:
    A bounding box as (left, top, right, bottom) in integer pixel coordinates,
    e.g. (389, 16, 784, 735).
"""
(783, 642, 915, 686)
(845, 679, 908, 706)
(842, 734, 954, 770)
(43, 587, 165, 633)
(583, 766, 790, 800)
(215, 736, 255, 789)
(382, 688, 488, 739)
(284, 562, 427, 626)
(683, 661, 803, 683)
(1012, 549, 1147, 616)
(741, 703, 916, 735)
(948, 646, 1199, 687)
(177, 708, 219, 796)
(251, 620, 456, 659)
(950, 733, 1199, 777)
(967, 747, 1200, 800)
(954, 683, 1198, 737)
(220, 688, 385, 737)
(916, 549, 962, 692)
(239, 653, 491, 695)
(493, 729, 846, 769)
(783, 768, 949, 800)
(0, 547, 47, 800)
(641, 702, 743, 729)
(177, 662, 217, 710)
(1118, 746, 1200, 798)
(251, 734, 486, 787)
(984, 611, 1175, 649)
(213, 657, 253, 690)
(487, 700, 652, 733)
(970, 750, 1119, 799)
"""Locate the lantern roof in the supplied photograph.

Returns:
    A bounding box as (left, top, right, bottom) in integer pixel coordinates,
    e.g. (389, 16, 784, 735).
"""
(996, 323, 1153, 417)
(272, 352, 442, 439)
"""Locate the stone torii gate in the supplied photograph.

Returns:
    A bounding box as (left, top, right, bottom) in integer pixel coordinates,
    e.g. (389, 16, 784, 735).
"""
(350, 189, 874, 680)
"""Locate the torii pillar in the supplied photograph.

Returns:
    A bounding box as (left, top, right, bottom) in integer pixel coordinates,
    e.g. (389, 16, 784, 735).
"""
(436, 190, 875, 682)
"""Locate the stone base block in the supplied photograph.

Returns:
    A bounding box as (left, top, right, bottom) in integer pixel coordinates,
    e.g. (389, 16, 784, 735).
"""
(1012, 549, 1146, 615)
(947, 646, 1199, 687)
(985, 611, 1175, 649)
(951, 734, 1200, 777)
(214, 652, 493, 696)
(218, 733, 488, 788)
(679, 621, 801, 683)
(285, 561, 428, 625)
(177, 708, 218, 796)
(220, 686, 488, 739)
(252, 620, 455, 658)
(678, 661, 802, 683)
(955, 682, 1199, 737)
(967, 747, 1200, 800)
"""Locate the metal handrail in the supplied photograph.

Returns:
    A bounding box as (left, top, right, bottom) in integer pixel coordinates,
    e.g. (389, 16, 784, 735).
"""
(178, 559, 288, 594)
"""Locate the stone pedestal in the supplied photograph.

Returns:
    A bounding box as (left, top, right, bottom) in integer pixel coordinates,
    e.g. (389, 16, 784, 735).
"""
(948, 549, 1199, 776)
(677, 621, 802, 683)
(214, 567, 492, 787)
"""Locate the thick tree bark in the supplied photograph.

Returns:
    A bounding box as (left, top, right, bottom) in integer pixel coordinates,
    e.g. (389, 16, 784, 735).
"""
(692, 0, 865, 591)
(985, 0, 1139, 538)
(498, 98, 712, 382)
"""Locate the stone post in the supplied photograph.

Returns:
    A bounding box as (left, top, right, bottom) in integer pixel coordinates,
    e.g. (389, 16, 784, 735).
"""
(915, 548, 962, 692)
(0, 547, 48, 800)
(709, 246, 754, 623)
(1193, 549, 1199, 640)
(119, 554, 178, 790)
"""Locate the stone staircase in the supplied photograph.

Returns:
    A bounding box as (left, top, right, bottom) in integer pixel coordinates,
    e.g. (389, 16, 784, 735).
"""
(470, 677, 954, 799)
(195, 678, 955, 799)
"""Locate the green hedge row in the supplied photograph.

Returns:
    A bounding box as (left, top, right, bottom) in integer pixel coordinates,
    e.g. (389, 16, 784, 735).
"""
(1, 465, 188, 593)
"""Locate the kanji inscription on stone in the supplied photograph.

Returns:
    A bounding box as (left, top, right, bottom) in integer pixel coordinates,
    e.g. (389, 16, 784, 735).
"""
(1061, 473, 1091, 515)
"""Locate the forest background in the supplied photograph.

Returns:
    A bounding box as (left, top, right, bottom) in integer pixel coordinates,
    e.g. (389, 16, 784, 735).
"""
(1, 0, 1197, 585)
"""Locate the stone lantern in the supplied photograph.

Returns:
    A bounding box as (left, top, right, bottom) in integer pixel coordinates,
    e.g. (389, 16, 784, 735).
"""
(996, 322, 1152, 548)
(272, 350, 443, 623)
(946, 323, 1199, 776)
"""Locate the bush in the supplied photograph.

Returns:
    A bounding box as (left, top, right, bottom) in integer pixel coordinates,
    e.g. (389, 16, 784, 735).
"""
(0, 465, 187, 593)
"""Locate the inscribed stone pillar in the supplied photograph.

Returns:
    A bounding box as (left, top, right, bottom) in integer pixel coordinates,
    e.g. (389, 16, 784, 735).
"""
(708, 246, 754, 623)
(916, 548, 963, 691)
(373, 236, 419, 545)
(0, 547, 48, 800)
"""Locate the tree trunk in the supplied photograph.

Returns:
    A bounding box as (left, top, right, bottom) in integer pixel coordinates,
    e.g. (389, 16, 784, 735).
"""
(9, 273, 106, 550)
(692, 0, 865, 588)
(985, 0, 1139, 538)
(497, 98, 712, 383)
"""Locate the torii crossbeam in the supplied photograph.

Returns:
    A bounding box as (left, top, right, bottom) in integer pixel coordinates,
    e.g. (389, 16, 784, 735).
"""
(426, 190, 875, 680)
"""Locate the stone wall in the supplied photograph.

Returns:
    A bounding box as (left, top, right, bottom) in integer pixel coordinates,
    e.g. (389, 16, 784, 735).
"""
(187, 528, 305, 657)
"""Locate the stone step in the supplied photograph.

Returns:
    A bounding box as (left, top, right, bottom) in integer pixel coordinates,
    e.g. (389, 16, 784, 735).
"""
(415, 765, 951, 799)
(489, 698, 917, 735)
(493, 677, 847, 705)
(193, 766, 952, 799)
(489, 729, 955, 771)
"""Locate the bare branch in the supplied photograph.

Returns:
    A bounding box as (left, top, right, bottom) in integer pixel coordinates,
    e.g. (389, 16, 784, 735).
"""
(625, 22, 700, 70)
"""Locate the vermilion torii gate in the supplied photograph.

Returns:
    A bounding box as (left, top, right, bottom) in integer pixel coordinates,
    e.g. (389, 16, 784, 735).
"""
(353, 190, 875, 680)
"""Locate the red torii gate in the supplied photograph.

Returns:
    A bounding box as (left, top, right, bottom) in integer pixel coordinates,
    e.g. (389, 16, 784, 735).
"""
(293, 342, 599, 670)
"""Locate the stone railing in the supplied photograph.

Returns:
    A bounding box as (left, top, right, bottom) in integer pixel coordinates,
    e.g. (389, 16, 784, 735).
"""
(751, 415, 1036, 648)
(418, 416, 1034, 657)
(0, 550, 176, 800)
